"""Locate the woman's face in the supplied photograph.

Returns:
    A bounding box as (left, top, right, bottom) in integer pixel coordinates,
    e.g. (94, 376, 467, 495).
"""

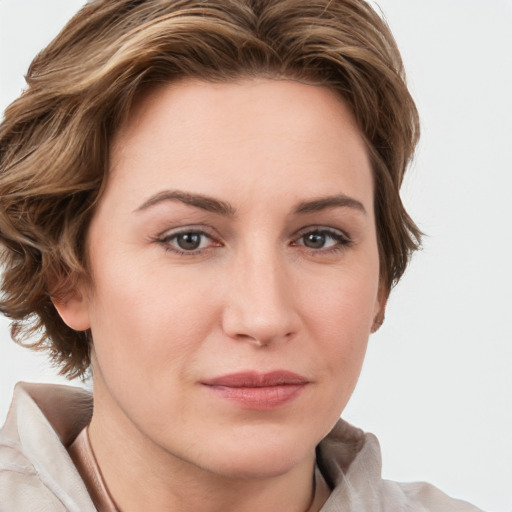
(63, 78, 383, 478)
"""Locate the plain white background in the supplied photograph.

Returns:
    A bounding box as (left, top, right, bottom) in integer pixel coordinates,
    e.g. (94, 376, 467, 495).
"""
(0, 1, 510, 510)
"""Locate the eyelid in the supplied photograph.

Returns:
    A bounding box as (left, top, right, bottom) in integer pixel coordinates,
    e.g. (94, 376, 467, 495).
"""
(155, 225, 222, 255)
(293, 225, 351, 242)
(152, 224, 352, 256)
(291, 225, 352, 252)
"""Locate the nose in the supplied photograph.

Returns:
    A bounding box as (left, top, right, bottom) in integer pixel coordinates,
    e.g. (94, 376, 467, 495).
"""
(221, 247, 301, 347)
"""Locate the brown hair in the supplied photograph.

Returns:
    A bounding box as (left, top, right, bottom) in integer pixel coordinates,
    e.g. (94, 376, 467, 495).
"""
(0, 0, 421, 378)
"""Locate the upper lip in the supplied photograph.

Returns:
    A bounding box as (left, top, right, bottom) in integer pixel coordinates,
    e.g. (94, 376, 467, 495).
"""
(201, 370, 309, 388)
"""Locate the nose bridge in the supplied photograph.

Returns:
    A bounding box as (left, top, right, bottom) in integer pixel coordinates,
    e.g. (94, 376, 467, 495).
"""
(222, 238, 298, 345)
(244, 245, 283, 309)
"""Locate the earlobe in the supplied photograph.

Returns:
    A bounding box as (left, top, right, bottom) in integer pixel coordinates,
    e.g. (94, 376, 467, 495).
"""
(371, 312, 385, 333)
(371, 283, 388, 333)
(52, 288, 91, 332)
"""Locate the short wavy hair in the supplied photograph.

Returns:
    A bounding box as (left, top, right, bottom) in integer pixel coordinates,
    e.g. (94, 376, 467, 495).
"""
(0, 0, 421, 378)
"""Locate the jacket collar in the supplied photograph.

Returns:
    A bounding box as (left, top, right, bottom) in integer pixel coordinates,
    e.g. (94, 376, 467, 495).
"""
(1, 382, 95, 512)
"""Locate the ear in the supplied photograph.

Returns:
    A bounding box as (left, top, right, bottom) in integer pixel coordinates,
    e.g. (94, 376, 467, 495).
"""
(52, 286, 91, 332)
(371, 280, 388, 333)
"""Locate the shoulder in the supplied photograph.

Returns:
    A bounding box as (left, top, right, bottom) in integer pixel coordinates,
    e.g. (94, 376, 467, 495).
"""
(378, 479, 484, 512)
(318, 419, 484, 512)
(0, 382, 95, 512)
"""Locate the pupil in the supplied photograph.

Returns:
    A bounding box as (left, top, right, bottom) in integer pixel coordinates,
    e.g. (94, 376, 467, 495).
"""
(304, 232, 325, 249)
(177, 233, 201, 250)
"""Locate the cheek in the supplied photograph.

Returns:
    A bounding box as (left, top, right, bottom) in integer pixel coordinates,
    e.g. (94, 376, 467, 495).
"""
(87, 255, 219, 385)
(305, 257, 380, 333)
(301, 261, 378, 384)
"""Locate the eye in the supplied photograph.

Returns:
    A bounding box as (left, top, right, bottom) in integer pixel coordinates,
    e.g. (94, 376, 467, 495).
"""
(295, 228, 350, 252)
(158, 229, 217, 254)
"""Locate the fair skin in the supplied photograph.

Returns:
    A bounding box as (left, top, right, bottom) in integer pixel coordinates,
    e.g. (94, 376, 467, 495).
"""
(56, 78, 384, 512)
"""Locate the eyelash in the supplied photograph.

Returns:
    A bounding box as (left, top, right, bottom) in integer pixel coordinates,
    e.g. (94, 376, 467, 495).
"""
(292, 227, 352, 255)
(155, 226, 352, 256)
(156, 228, 220, 256)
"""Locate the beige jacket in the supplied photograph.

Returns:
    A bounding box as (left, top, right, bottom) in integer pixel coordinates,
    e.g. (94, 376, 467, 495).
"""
(0, 382, 483, 511)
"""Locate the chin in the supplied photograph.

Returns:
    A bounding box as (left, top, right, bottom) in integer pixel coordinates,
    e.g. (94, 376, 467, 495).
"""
(185, 425, 319, 480)
(207, 450, 309, 480)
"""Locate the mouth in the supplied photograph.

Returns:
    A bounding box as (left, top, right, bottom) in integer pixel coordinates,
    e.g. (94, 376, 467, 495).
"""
(201, 370, 309, 410)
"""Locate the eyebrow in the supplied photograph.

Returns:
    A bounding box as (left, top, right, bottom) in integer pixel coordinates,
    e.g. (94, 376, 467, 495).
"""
(294, 195, 366, 215)
(135, 189, 366, 217)
(135, 190, 236, 216)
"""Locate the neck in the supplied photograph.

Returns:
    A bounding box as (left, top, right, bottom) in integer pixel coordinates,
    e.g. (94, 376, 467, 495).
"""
(88, 382, 328, 512)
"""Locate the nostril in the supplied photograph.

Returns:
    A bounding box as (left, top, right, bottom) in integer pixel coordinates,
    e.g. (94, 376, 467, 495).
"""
(228, 328, 296, 349)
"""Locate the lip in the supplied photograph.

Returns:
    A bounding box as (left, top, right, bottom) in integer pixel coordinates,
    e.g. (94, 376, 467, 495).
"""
(201, 371, 309, 410)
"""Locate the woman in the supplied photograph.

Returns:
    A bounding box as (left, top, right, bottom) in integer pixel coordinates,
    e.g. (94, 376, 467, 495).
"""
(0, 1, 485, 510)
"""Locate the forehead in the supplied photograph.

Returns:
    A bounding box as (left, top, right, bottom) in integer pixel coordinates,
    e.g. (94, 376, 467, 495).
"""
(106, 78, 373, 214)
(113, 77, 367, 154)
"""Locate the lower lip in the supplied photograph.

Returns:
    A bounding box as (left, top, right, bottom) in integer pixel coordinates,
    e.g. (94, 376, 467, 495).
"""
(203, 384, 307, 410)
